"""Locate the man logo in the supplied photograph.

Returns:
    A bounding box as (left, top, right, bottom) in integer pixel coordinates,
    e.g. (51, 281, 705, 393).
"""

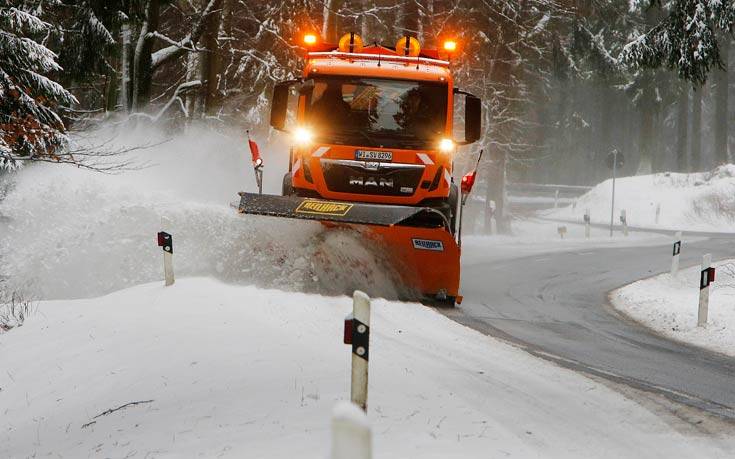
(296, 200, 353, 216)
(349, 176, 394, 188)
(412, 238, 444, 251)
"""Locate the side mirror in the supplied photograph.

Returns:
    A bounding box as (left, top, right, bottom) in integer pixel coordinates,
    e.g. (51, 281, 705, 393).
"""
(464, 95, 481, 144)
(270, 81, 291, 131)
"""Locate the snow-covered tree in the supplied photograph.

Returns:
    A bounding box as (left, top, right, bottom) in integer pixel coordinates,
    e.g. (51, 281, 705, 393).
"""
(621, 0, 735, 85)
(0, 5, 76, 169)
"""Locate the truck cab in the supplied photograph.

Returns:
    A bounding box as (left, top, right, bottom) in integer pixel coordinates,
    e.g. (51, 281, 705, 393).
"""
(271, 34, 481, 220)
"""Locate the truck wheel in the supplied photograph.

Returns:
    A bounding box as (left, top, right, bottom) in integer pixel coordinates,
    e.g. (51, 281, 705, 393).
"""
(448, 184, 459, 233)
(282, 173, 294, 196)
(423, 296, 456, 308)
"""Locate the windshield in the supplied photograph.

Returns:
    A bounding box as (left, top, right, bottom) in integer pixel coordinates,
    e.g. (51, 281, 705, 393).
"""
(305, 76, 448, 149)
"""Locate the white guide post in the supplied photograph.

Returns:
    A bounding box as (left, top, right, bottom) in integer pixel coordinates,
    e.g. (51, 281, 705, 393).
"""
(698, 253, 714, 327)
(157, 231, 174, 286)
(671, 231, 682, 276)
(655, 203, 661, 225)
(331, 402, 372, 459)
(584, 209, 591, 239)
(351, 291, 371, 410)
(620, 209, 628, 236)
(554, 189, 559, 209)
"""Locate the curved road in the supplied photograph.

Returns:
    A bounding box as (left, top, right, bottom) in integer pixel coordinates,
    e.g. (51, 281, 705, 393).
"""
(445, 238, 735, 419)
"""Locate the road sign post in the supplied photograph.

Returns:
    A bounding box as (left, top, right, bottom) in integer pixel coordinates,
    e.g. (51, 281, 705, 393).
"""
(698, 254, 715, 327)
(671, 231, 682, 276)
(344, 291, 371, 410)
(606, 149, 624, 238)
(584, 209, 590, 239)
(157, 231, 174, 286)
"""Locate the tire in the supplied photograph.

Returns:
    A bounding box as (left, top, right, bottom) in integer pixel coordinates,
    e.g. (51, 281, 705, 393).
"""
(448, 184, 459, 233)
(282, 172, 294, 196)
(422, 296, 456, 308)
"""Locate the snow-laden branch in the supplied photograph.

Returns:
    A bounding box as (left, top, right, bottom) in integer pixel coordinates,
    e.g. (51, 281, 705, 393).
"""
(150, 0, 217, 71)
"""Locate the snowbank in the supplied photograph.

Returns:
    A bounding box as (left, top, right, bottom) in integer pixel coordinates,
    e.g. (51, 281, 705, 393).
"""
(546, 165, 735, 232)
(3, 278, 734, 458)
(0, 125, 402, 301)
(612, 259, 735, 357)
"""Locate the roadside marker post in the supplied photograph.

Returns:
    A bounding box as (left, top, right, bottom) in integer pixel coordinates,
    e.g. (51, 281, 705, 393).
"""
(584, 209, 590, 239)
(620, 209, 628, 236)
(557, 225, 567, 239)
(698, 254, 715, 327)
(655, 203, 661, 225)
(344, 291, 371, 410)
(331, 401, 372, 459)
(157, 231, 174, 286)
(671, 231, 682, 276)
(554, 189, 559, 209)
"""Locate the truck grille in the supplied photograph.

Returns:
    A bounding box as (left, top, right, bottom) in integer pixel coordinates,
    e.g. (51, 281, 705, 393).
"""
(320, 159, 425, 196)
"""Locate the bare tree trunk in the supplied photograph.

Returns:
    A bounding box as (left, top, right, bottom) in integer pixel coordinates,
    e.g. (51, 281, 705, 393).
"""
(202, 0, 223, 115)
(675, 86, 689, 172)
(322, 0, 344, 43)
(360, 0, 372, 39)
(637, 102, 654, 174)
(401, 0, 419, 37)
(132, 0, 161, 111)
(713, 37, 730, 166)
(691, 85, 703, 171)
(184, 51, 202, 119)
(120, 22, 132, 112)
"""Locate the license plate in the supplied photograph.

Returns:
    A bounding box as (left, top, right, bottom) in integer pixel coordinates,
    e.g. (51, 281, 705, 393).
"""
(355, 150, 392, 162)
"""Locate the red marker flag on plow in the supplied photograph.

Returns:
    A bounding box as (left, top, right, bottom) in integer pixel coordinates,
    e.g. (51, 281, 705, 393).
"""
(247, 130, 263, 168)
(246, 130, 264, 194)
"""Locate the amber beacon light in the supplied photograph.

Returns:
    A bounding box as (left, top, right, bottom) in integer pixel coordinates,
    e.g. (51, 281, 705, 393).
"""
(303, 33, 318, 46)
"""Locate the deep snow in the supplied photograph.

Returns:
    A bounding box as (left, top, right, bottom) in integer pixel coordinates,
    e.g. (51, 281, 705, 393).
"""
(612, 258, 735, 357)
(3, 279, 735, 458)
(546, 165, 735, 232)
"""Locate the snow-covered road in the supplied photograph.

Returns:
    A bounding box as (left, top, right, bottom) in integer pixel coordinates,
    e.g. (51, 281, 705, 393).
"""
(450, 236, 735, 420)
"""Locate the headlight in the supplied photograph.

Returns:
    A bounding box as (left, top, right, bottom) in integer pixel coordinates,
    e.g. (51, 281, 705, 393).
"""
(293, 127, 314, 145)
(439, 138, 455, 153)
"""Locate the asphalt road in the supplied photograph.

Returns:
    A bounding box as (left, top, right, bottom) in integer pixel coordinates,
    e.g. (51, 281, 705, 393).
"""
(445, 238, 735, 419)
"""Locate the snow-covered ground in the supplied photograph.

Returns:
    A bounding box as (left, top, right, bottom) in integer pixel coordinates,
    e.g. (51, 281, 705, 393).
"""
(462, 217, 676, 265)
(546, 166, 735, 232)
(4, 279, 735, 458)
(612, 259, 735, 358)
(2, 127, 734, 457)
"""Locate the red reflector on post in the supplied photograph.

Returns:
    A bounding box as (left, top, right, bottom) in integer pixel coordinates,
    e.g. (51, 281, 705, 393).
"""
(709, 267, 716, 283)
(343, 313, 354, 345)
(157, 232, 167, 247)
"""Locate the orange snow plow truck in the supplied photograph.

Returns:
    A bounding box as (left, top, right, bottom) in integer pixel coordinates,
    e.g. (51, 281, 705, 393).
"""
(236, 33, 482, 306)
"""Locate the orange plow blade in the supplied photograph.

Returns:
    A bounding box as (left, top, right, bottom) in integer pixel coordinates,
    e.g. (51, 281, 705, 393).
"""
(366, 224, 460, 303)
(235, 192, 461, 304)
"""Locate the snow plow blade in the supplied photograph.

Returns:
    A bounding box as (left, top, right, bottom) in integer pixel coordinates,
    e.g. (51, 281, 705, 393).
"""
(236, 192, 449, 228)
(235, 192, 461, 304)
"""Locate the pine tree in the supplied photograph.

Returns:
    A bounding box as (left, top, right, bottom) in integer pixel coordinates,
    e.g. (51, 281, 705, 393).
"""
(621, 0, 735, 85)
(0, 5, 76, 169)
